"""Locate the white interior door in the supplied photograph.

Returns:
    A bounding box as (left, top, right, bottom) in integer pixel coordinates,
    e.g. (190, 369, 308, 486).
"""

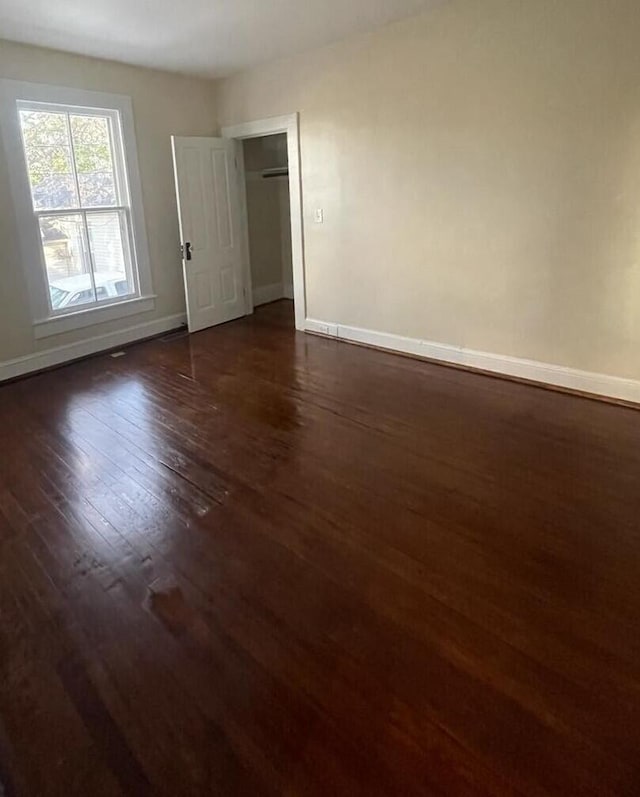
(172, 136, 247, 332)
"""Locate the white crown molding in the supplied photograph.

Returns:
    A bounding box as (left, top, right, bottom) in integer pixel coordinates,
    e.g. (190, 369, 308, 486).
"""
(0, 313, 186, 382)
(305, 318, 640, 405)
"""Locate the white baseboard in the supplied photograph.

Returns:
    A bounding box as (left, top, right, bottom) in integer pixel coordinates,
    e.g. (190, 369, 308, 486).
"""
(305, 318, 640, 405)
(0, 313, 187, 382)
(253, 282, 285, 307)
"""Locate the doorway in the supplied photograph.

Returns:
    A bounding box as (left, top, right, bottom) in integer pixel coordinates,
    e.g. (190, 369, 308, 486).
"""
(242, 133, 293, 310)
(171, 115, 305, 334)
(222, 114, 306, 331)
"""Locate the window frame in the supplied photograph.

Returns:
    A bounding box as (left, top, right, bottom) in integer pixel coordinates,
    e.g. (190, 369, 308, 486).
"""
(0, 80, 154, 339)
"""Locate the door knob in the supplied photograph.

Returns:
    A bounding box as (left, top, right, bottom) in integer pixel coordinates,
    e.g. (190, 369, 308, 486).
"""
(181, 241, 192, 261)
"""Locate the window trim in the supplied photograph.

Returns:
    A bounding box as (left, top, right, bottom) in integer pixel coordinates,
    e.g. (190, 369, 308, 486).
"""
(0, 80, 154, 339)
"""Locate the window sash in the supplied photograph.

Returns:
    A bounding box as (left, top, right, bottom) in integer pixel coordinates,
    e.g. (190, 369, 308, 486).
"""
(37, 207, 138, 316)
(34, 205, 129, 218)
(17, 101, 128, 214)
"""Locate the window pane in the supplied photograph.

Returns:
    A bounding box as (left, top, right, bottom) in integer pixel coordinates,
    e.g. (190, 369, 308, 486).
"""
(70, 115, 118, 207)
(86, 211, 134, 301)
(19, 109, 78, 210)
(39, 215, 96, 310)
(19, 110, 67, 146)
(78, 172, 116, 207)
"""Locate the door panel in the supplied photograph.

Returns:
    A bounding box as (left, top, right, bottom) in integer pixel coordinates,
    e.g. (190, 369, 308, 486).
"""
(212, 149, 233, 247)
(172, 136, 246, 332)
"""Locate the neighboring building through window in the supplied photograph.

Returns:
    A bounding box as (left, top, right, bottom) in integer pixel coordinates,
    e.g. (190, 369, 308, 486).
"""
(0, 81, 153, 339)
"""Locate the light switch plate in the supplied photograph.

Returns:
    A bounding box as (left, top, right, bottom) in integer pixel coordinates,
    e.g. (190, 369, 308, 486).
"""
(314, 208, 324, 224)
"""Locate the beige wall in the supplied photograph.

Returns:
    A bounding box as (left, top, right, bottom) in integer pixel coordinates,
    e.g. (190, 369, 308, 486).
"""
(217, 0, 640, 381)
(0, 39, 217, 362)
(243, 135, 293, 292)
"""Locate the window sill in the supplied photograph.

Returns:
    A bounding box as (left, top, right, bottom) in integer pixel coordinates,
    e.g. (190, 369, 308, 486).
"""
(33, 295, 157, 340)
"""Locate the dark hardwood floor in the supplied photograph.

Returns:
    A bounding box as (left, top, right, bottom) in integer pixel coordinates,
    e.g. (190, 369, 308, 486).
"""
(1, 300, 640, 796)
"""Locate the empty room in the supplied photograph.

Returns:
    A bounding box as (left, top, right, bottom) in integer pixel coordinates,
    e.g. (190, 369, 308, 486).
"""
(1, 0, 639, 794)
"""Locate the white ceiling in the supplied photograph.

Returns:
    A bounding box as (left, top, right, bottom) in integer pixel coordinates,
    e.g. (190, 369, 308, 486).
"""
(0, 0, 443, 79)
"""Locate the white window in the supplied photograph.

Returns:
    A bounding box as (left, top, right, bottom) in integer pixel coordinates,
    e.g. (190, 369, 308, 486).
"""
(0, 81, 154, 338)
